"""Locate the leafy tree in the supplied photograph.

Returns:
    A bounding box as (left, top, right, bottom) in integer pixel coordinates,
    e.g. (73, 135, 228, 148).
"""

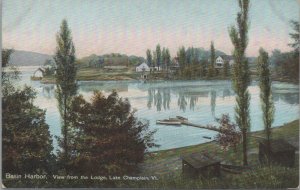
(271, 20, 299, 81)
(288, 20, 299, 80)
(146, 49, 152, 68)
(2, 49, 14, 67)
(229, 0, 251, 166)
(208, 41, 215, 77)
(214, 114, 241, 151)
(200, 59, 208, 77)
(162, 47, 166, 70)
(152, 50, 157, 71)
(257, 48, 274, 154)
(156, 44, 161, 70)
(1, 49, 19, 86)
(288, 20, 299, 53)
(223, 60, 230, 77)
(3, 86, 54, 175)
(177, 46, 186, 75)
(68, 91, 157, 175)
(165, 48, 171, 73)
(43, 59, 56, 76)
(2, 49, 54, 176)
(54, 19, 77, 168)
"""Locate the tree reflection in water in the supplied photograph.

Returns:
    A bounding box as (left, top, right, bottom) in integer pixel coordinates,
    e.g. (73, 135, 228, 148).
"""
(163, 88, 171, 110)
(42, 85, 55, 99)
(210, 90, 216, 118)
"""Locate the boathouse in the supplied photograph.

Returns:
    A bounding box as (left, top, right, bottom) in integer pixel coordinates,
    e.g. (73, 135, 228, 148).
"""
(182, 152, 221, 178)
(259, 139, 296, 167)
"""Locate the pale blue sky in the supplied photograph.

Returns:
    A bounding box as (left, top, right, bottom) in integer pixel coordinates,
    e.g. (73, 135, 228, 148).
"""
(3, 0, 299, 58)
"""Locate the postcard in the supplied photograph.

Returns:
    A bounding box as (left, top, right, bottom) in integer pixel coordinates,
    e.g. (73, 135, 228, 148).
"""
(2, 0, 299, 189)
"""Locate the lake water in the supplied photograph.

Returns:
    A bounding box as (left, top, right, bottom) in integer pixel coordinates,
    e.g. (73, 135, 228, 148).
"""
(12, 66, 299, 152)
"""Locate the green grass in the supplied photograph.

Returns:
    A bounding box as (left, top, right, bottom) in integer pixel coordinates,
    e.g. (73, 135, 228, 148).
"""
(124, 165, 299, 189)
(138, 120, 299, 188)
(3, 120, 299, 188)
(141, 120, 299, 181)
(40, 67, 142, 83)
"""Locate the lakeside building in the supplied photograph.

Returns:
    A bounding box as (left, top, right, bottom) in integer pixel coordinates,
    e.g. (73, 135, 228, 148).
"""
(136, 62, 150, 72)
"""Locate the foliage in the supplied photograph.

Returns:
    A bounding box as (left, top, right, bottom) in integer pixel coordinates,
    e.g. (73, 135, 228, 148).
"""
(67, 91, 158, 175)
(2, 49, 54, 176)
(228, 0, 251, 166)
(177, 46, 186, 75)
(156, 44, 162, 68)
(146, 49, 152, 67)
(214, 114, 241, 151)
(54, 19, 78, 167)
(223, 60, 230, 77)
(2, 49, 20, 86)
(288, 20, 299, 53)
(2, 49, 14, 67)
(257, 48, 274, 152)
(2, 86, 54, 175)
(152, 50, 157, 68)
(43, 59, 56, 76)
(208, 41, 216, 77)
(270, 20, 299, 82)
(125, 165, 298, 189)
(270, 50, 299, 82)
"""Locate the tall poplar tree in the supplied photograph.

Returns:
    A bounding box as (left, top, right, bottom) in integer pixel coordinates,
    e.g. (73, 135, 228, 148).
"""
(208, 41, 215, 77)
(54, 19, 77, 167)
(156, 44, 161, 70)
(146, 49, 152, 73)
(177, 46, 186, 74)
(165, 48, 171, 72)
(257, 48, 274, 153)
(229, 0, 251, 166)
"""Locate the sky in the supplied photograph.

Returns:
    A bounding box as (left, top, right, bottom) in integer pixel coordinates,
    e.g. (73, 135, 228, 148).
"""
(3, 0, 299, 58)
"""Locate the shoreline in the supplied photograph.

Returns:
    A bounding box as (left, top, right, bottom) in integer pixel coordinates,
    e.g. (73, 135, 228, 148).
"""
(142, 120, 299, 176)
(149, 120, 299, 155)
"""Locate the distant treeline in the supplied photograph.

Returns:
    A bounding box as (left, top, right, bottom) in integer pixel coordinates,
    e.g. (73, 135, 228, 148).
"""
(76, 53, 145, 67)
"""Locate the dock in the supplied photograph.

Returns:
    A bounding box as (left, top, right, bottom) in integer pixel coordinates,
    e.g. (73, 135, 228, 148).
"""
(181, 121, 221, 132)
(157, 116, 222, 133)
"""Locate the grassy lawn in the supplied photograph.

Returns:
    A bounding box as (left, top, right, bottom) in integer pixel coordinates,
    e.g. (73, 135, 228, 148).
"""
(41, 67, 141, 83)
(136, 120, 299, 188)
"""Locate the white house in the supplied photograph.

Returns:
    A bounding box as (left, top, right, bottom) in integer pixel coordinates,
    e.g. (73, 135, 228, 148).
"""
(136, 62, 150, 72)
(33, 68, 44, 77)
(214, 55, 234, 69)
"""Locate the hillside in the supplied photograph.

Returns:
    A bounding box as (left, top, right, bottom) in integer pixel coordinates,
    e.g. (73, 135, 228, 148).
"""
(9, 50, 53, 66)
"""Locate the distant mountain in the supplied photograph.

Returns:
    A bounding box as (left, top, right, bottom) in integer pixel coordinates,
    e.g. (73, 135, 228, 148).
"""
(9, 50, 53, 66)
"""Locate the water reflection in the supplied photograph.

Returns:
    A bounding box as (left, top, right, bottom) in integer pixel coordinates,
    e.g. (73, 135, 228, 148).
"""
(42, 85, 55, 99)
(143, 82, 233, 114)
(210, 90, 216, 118)
(273, 92, 299, 105)
(178, 91, 187, 112)
(79, 81, 128, 93)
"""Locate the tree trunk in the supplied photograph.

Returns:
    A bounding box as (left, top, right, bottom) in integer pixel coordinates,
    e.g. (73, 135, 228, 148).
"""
(242, 131, 248, 166)
(63, 96, 68, 171)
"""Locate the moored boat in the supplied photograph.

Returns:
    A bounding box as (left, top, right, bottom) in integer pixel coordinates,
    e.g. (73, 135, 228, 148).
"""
(176, 116, 188, 121)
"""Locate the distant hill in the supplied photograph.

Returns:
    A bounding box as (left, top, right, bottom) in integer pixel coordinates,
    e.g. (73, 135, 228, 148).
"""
(9, 50, 53, 66)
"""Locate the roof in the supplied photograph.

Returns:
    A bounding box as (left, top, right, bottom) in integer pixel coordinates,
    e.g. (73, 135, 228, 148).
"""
(218, 55, 234, 61)
(136, 62, 149, 68)
(182, 152, 221, 169)
(260, 139, 296, 153)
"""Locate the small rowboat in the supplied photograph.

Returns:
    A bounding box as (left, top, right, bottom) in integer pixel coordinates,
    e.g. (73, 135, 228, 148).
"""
(203, 136, 212, 139)
(156, 120, 182, 125)
(176, 116, 188, 121)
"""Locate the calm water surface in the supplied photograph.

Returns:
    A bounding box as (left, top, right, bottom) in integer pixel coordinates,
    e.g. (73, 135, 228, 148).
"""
(14, 66, 299, 152)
